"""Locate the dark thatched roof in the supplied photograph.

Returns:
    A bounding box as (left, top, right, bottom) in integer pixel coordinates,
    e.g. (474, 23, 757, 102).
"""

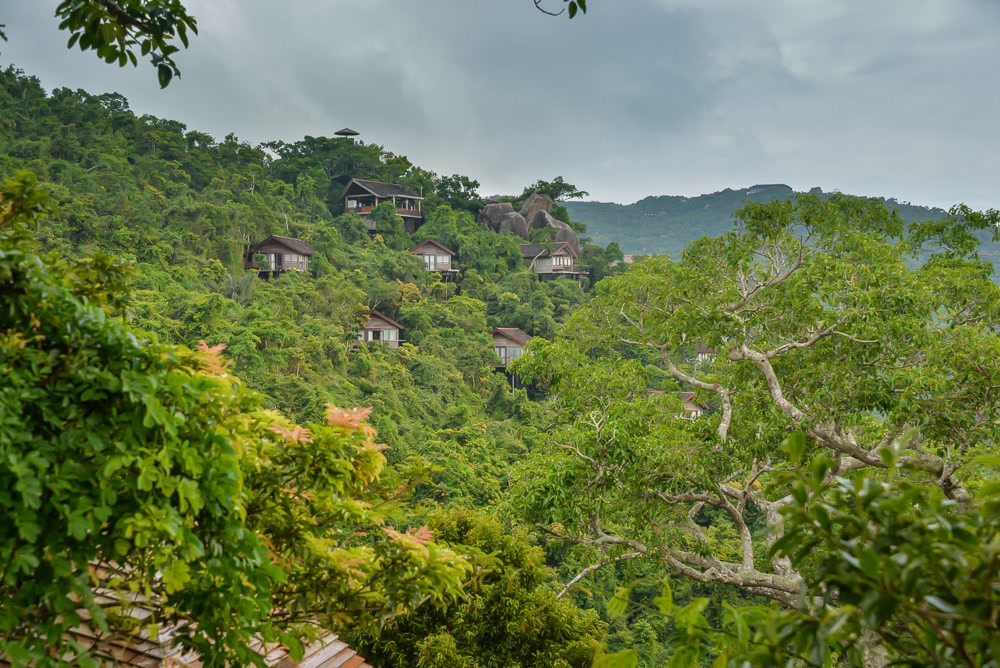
(345, 178, 422, 201)
(251, 235, 317, 256)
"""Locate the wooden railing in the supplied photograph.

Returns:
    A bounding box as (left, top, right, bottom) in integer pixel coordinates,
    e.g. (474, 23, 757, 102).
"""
(344, 205, 422, 218)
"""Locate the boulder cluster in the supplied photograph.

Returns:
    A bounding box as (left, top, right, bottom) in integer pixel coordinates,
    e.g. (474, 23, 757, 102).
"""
(477, 192, 581, 253)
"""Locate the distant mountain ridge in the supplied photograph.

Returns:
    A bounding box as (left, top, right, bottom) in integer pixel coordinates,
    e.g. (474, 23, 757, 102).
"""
(565, 184, 950, 258)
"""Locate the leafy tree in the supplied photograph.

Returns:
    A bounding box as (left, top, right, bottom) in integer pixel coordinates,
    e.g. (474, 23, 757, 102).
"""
(509, 194, 1000, 665)
(746, 444, 1000, 666)
(347, 510, 607, 668)
(0, 171, 471, 665)
(53, 1, 197, 87)
(0, 171, 275, 666)
(519, 176, 589, 202)
(639, 446, 1000, 667)
(428, 173, 483, 215)
(371, 200, 408, 249)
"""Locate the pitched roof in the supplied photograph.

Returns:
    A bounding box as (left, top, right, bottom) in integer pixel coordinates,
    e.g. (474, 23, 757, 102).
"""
(679, 391, 707, 411)
(366, 309, 404, 331)
(345, 178, 422, 200)
(519, 242, 578, 260)
(0, 565, 373, 668)
(492, 328, 532, 346)
(410, 239, 455, 256)
(251, 235, 317, 256)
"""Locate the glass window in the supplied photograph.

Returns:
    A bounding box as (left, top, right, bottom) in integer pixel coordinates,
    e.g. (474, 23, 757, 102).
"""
(384, 329, 397, 341)
(437, 255, 449, 265)
(425, 255, 436, 270)
(495, 346, 507, 362)
(509, 346, 522, 360)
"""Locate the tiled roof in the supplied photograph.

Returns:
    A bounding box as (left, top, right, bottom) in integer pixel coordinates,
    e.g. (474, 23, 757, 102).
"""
(252, 235, 318, 256)
(493, 328, 532, 346)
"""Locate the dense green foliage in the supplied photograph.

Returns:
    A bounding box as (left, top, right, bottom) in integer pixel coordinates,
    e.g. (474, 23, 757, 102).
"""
(0, 66, 596, 507)
(4, 58, 1000, 667)
(0, 169, 479, 666)
(0, 171, 274, 666)
(0, 66, 615, 664)
(511, 194, 1000, 665)
(348, 510, 607, 668)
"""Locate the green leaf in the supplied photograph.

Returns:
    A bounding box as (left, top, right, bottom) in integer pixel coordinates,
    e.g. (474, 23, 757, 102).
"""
(972, 454, 1000, 468)
(161, 559, 191, 594)
(592, 650, 639, 668)
(781, 431, 807, 465)
(652, 579, 674, 614)
(607, 585, 631, 619)
(157, 63, 173, 88)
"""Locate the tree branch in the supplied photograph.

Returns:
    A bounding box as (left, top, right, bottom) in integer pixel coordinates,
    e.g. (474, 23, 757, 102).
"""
(533, 0, 566, 17)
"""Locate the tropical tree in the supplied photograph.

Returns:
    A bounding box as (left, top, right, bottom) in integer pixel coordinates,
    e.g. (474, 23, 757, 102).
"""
(0, 171, 275, 665)
(509, 195, 1000, 665)
(519, 176, 589, 202)
(347, 509, 607, 668)
(0, 171, 470, 665)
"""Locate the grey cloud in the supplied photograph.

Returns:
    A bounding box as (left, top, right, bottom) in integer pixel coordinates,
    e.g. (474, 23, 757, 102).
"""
(1, 1, 998, 209)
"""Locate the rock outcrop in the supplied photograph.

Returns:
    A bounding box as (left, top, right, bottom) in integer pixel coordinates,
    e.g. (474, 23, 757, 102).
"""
(526, 210, 581, 254)
(478, 192, 582, 251)
(479, 202, 531, 240)
(519, 192, 554, 225)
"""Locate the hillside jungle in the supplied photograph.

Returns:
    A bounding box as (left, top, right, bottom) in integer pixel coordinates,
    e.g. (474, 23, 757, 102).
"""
(0, 66, 662, 665)
(3, 64, 999, 668)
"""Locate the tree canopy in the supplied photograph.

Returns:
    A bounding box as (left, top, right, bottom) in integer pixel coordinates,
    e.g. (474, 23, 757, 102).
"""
(0, 170, 473, 666)
(509, 194, 1000, 665)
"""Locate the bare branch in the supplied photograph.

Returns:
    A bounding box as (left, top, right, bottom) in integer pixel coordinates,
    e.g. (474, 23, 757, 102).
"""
(660, 348, 734, 442)
(533, 0, 566, 16)
(731, 344, 806, 422)
(714, 483, 754, 570)
(557, 552, 645, 599)
(725, 239, 808, 313)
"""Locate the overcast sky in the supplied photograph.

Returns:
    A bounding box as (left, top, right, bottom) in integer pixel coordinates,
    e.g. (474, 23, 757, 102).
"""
(2, 1, 998, 209)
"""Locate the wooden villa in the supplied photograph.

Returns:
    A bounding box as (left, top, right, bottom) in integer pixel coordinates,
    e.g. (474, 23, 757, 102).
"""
(679, 391, 707, 420)
(520, 242, 589, 281)
(247, 235, 316, 277)
(358, 310, 404, 349)
(410, 239, 459, 281)
(648, 390, 709, 420)
(694, 342, 718, 364)
(493, 328, 531, 367)
(341, 178, 424, 233)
